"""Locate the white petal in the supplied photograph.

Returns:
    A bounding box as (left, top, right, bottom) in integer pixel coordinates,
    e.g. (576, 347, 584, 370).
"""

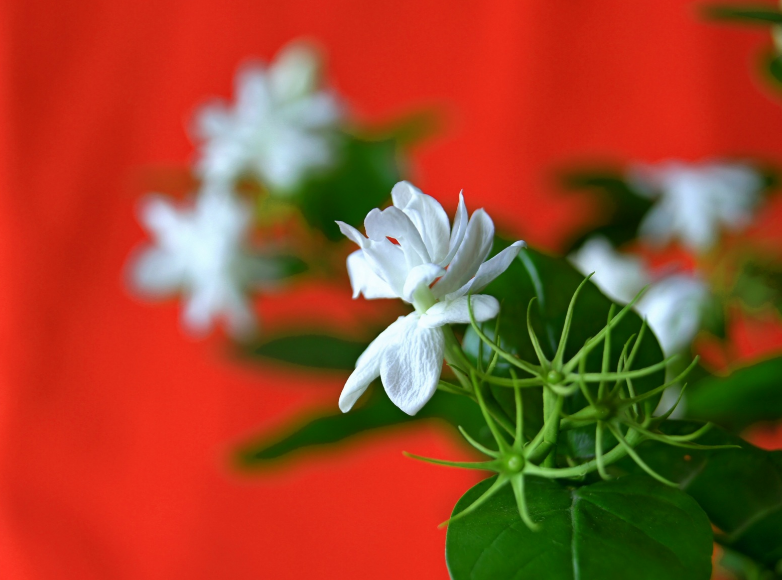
(131, 247, 185, 295)
(390, 180, 423, 208)
(636, 275, 708, 355)
(347, 250, 397, 299)
(445, 241, 525, 300)
(419, 295, 499, 328)
(364, 206, 430, 265)
(380, 315, 445, 415)
(340, 317, 406, 412)
(440, 191, 468, 266)
(569, 236, 649, 304)
(390, 181, 451, 263)
(138, 195, 182, 236)
(402, 263, 445, 303)
(269, 42, 320, 102)
(337, 221, 367, 247)
(432, 208, 494, 298)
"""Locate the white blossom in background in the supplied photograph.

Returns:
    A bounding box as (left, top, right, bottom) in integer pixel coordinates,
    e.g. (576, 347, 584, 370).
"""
(629, 161, 763, 252)
(636, 274, 709, 356)
(338, 181, 525, 415)
(568, 235, 650, 304)
(569, 235, 708, 355)
(131, 185, 256, 337)
(191, 41, 342, 192)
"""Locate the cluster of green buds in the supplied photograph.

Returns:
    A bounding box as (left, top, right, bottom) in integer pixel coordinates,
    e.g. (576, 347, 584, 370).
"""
(408, 276, 736, 529)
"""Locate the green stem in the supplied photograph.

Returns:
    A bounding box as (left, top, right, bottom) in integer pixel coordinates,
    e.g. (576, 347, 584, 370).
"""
(441, 325, 515, 436)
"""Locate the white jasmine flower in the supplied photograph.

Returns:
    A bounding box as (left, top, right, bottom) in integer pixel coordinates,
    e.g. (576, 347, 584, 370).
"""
(636, 274, 709, 355)
(629, 161, 763, 252)
(338, 181, 525, 415)
(191, 41, 341, 192)
(568, 236, 650, 304)
(131, 185, 256, 337)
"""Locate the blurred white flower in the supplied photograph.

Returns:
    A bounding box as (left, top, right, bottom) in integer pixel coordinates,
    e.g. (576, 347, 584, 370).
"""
(629, 161, 763, 252)
(568, 235, 708, 355)
(191, 41, 341, 192)
(636, 274, 709, 356)
(568, 235, 650, 304)
(131, 185, 256, 337)
(337, 181, 525, 415)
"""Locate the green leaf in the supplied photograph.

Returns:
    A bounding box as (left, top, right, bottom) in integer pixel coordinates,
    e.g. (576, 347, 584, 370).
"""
(687, 357, 782, 430)
(623, 421, 782, 567)
(235, 387, 493, 465)
(559, 170, 653, 252)
(445, 474, 713, 580)
(239, 333, 369, 371)
(294, 135, 400, 240)
(245, 254, 308, 282)
(704, 5, 782, 25)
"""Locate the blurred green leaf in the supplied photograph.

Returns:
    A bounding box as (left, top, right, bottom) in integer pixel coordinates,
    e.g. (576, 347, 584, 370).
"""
(704, 5, 782, 24)
(559, 170, 652, 252)
(733, 258, 782, 315)
(445, 475, 713, 580)
(622, 421, 782, 568)
(245, 254, 308, 282)
(686, 357, 782, 430)
(240, 333, 369, 370)
(235, 386, 493, 465)
(294, 135, 400, 240)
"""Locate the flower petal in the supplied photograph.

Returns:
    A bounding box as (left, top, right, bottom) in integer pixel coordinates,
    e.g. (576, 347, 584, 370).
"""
(268, 42, 320, 102)
(432, 208, 494, 298)
(364, 206, 430, 265)
(347, 250, 397, 300)
(419, 295, 499, 328)
(402, 263, 445, 303)
(440, 191, 468, 267)
(340, 316, 406, 412)
(380, 315, 445, 415)
(390, 181, 451, 263)
(445, 241, 525, 300)
(131, 247, 185, 295)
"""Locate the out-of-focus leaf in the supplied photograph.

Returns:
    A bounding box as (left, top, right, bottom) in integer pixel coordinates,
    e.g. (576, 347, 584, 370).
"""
(467, 243, 665, 454)
(733, 258, 782, 315)
(445, 475, 712, 580)
(294, 136, 400, 240)
(686, 357, 782, 430)
(240, 333, 369, 370)
(621, 421, 782, 568)
(559, 170, 653, 252)
(700, 293, 728, 339)
(245, 254, 308, 282)
(704, 5, 782, 24)
(235, 387, 493, 465)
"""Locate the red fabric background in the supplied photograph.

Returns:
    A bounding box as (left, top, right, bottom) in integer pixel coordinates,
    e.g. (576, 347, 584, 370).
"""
(0, 1, 781, 578)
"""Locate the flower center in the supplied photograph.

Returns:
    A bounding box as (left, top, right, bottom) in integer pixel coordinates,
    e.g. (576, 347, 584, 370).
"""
(412, 285, 437, 314)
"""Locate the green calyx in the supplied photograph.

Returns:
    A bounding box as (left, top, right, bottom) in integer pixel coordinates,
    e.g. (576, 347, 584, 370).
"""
(409, 278, 738, 531)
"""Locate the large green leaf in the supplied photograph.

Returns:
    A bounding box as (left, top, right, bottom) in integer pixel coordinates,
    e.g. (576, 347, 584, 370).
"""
(239, 333, 370, 371)
(445, 474, 713, 580)
(687, 357, 782, 430)
(235, 386, 493, 465)
(294, 135, 400, 240)
(623, 422, 782, 567)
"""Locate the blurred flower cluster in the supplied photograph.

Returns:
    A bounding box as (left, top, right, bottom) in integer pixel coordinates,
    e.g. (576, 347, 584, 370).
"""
(128, 40, 417, 338)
